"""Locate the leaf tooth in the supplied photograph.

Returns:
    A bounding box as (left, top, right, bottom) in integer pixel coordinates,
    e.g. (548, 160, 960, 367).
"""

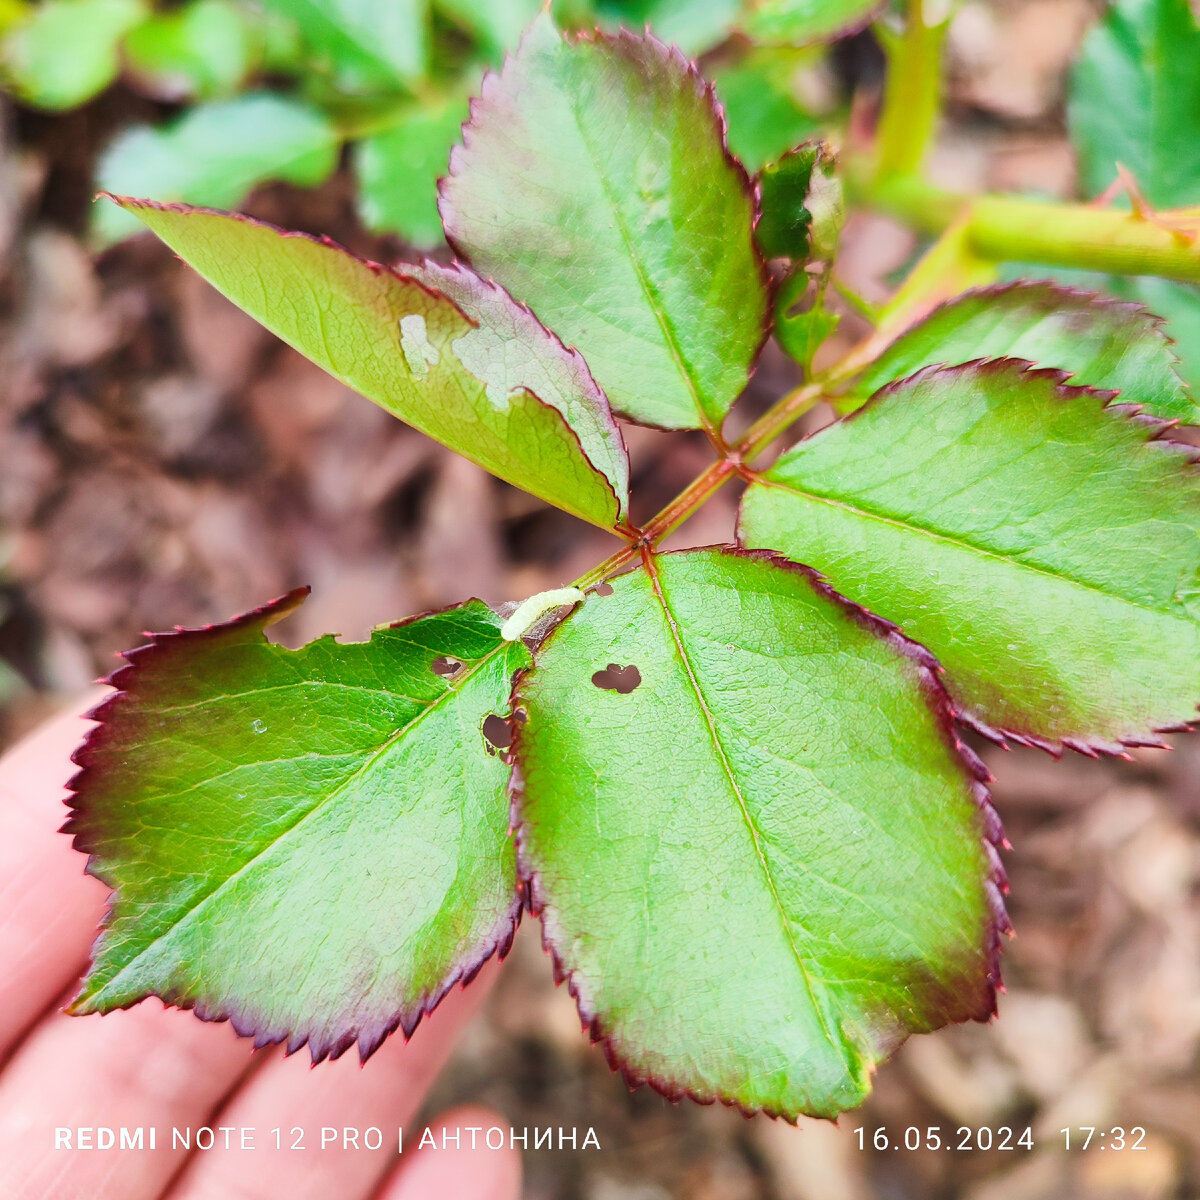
(877, 279, 1192, 403)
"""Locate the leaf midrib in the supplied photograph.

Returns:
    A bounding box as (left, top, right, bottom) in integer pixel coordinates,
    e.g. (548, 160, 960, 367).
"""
(83, 639, 511, 1006)
(564, 61, 711, 432)
(644, 555, 850, 1063)
(757, 475, 1195, 620)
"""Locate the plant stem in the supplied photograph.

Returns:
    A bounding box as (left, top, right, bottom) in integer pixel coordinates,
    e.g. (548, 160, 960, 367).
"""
(874, 0, 947, 181)
(571, 383, 833, 590)
(968, 195, 1200, 283)
(738, 382, 828, 461)
(642, 457, 737, 543)
(861, 173, 1200, 284)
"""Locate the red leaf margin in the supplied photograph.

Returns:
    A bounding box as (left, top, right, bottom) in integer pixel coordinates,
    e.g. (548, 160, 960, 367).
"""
(62, 587, 524, 1064)
(846, 280, 1194, 417)
(507, 545, 1010, 1121)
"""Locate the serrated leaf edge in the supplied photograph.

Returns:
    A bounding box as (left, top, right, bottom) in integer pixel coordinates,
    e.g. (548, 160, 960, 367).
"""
(850, 280, 1194, 414)
(63, 587, 524, 1064)
(507, 545, 1009, 1122)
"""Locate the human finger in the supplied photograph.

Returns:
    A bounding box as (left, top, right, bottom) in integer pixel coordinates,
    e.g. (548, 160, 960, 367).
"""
(165, 959, 502, 1200)
(0, 695, 108, 1060)
(0, 998, 258, 1200)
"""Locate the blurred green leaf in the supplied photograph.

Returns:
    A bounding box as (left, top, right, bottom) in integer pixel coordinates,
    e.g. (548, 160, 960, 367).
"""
(94, 93, 340, 244)
(594, 0, 740, 53)
(432, 0, 541, 57)
(354, 92, 468, 248)
(1069, 0, 1200, 208)
(712, 46, 823, 172)
(757, 142, 821, 259)
(262, 0, 429, 89)
(0, 0, 29, 39)
(2, 0, 144, 110)
(774, 270, 840, 368)
(739, 0, 883, 45)
(123, 0, 256, 100)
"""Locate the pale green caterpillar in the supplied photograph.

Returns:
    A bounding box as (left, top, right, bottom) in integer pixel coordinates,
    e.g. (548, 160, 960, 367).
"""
(500, 587, 585, 642)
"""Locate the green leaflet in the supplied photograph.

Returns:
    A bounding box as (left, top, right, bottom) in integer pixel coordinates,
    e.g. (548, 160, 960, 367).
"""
(740, 361, 1200, 751)
(433, 0, 541, 57)
(122, 0, 255, 101)
(711, 46, 824, 173)
(261, 0, 428, 87)
(757, 141, 842, 263)
(108, 198, 631, 529)
(739, 0, 883, 45)
(354, 93, 469, 249)
(513, 548, 1003, 1119)
(94, 95, 340, 245)
(846, 282, 1198, 423)
(1068, 0, 1200, 209)
(439, 16, 768, 433)
(756, 144, 821, 261)
(1, 0, 144, 110)
(66, 591, 527, 1060)
(593, 0, 740, 54)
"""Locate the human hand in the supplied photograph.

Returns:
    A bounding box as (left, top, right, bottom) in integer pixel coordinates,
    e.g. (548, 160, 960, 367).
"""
(0, 699, 523, 1200)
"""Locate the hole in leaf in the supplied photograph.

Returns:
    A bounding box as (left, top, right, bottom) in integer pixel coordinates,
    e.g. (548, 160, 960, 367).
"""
(512, 707, 528, 724)
(482, 714, 512, 750)
(591, 663, 641, 694)
(592, 582, 614, 596)
(432, 656, 463, 678)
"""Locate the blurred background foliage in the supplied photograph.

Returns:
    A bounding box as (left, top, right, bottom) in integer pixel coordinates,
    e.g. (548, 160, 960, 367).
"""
(0, 0, 864, 247)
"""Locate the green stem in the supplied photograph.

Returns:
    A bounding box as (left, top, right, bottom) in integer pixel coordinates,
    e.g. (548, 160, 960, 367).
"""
(860, 173, 1200, 285)
(874, 0, 947, 181)
(570, 384, 833, 591)
(968, 194, 1200, 283)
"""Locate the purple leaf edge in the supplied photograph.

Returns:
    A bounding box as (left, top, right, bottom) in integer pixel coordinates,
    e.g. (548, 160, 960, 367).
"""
(850, 280, 1193, 410)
